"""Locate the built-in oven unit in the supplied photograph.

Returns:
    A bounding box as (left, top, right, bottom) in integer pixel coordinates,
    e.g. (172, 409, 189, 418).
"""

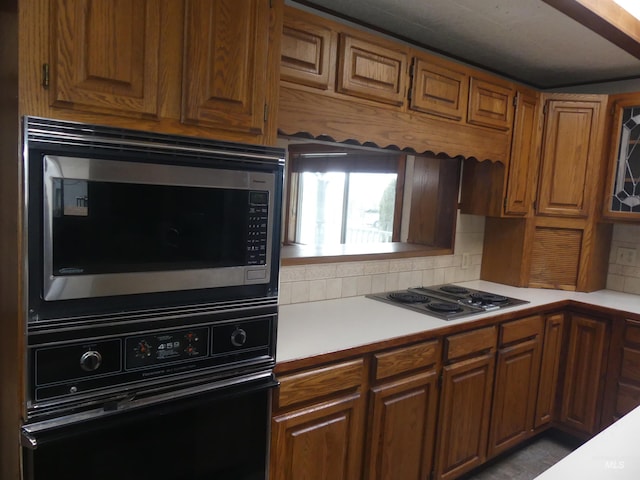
(21, 117, 285, 480)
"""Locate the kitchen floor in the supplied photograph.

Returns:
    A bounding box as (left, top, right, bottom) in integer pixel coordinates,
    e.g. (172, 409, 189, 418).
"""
(462, 431, 582, 480)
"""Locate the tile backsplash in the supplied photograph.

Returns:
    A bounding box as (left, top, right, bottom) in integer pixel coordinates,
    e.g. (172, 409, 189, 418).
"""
(607, 223, 640, 295)
(279, 213, 485, 304)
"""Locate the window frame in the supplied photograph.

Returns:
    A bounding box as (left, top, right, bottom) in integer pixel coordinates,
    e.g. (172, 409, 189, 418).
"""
(280, 140, 461, 266)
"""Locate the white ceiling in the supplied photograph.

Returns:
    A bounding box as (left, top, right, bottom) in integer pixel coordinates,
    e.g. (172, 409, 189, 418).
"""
(291, 0, 640, 90)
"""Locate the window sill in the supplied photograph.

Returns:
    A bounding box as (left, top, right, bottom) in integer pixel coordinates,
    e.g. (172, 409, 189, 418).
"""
(280, 242, 453, 266)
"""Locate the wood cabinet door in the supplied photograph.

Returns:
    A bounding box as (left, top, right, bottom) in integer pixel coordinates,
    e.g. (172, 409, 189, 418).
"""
(409, 57, 468, 121)
(337, 34, 408, 106)
(182, 0, 270, 135)
(50, 0, 162, 117)
(467, 77, 514, 131)
(537, 98, 604, 217)
(271, 393, 365, 480)
(365, 371, 439, 480)
(433, 353, 495, 480)
(560, 314, 608, 435)
(488, 337, 542, 457)
(535, 313, 566, 428)
(281, 8, 335, 90)
(504, 89, 541, 215)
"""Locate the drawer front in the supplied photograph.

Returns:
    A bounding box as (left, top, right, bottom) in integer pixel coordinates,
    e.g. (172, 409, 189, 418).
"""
(626, 321, 640, 346)
(500, 315, 543, 346)
(621, 347, 640, 383)
(373, 340, 440, 381)
(445, 326, 497, 361)
(277, 358, 364, 409)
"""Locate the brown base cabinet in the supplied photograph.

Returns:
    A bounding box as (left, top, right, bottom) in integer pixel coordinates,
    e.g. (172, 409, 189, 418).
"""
(487, 315, 543, 458)
(270, 310, 618, 480)
(560, 313, 609, 436)
(534, 313, 566, 428)
(365, 341, 441, 480)
(366, 371, 439, 480)
(270, 359, 367, 480)
(433, 327, 497, 480)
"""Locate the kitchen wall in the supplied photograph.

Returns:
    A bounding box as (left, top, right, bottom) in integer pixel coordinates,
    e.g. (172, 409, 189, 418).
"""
(607, 223, 640, 295)
(279, 213, 485, 304)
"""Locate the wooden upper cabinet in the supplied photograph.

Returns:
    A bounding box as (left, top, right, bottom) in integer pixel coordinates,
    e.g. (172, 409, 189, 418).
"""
(537, 95, 606, 217)
(603, 93, 640, 220)
(280, 8, 335, 90)
(467, 76, 514, 131)
(50, 0, 162, 117)
(409, 56, 469, 121)
(337, 33, 409, 106)
(504, 89, 541, 215)
(182, 0, 270, 135)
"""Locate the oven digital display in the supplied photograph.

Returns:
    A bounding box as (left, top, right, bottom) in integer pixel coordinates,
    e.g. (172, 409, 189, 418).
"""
(125, 327, 209, 371)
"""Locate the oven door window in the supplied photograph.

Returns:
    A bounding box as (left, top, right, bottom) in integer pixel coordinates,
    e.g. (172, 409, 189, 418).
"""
(24, 388, 271, 480)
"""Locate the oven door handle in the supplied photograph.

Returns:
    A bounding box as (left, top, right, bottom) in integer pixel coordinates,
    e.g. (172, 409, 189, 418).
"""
(21, 372, 278, 449)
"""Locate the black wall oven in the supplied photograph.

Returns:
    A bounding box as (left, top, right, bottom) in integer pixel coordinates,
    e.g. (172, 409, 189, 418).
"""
(21, 117, 285, 480)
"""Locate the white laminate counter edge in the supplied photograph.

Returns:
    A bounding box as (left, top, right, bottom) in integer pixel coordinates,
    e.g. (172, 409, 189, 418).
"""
(276, 280, 640, 364)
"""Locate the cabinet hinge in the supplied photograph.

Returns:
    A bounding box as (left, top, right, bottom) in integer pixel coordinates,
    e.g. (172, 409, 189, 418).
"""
(42, 63, 50, 89)
(264, 104, 269, 122)
(513, 94, 519, 108)
(533, 199, 537, 211)
(542, 103, 548, 115)
(504, 197, 508, 210)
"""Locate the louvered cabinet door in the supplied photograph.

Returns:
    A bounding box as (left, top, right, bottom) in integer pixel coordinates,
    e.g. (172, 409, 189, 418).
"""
(50, 0, 162, 117)
(182, 0, 271, 135)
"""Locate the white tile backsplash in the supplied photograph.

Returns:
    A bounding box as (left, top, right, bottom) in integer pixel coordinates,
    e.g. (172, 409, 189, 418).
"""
(607, 223, 640, 295)
(279, 213, 486, 304)
(280, 216, 639, 304)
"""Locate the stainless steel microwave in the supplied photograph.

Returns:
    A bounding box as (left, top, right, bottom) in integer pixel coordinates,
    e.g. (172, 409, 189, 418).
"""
(24, 117, 284, 320)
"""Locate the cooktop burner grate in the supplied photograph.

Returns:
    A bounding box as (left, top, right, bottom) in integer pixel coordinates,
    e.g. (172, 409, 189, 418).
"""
(388, 292, 430, 303)
(439, 285, 470, 295)
(427, 302, 463, 313)
(470, 293, 508, 304)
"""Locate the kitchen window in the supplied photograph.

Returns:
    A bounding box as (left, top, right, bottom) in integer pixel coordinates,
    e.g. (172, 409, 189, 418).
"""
(281, 141, 461, 264)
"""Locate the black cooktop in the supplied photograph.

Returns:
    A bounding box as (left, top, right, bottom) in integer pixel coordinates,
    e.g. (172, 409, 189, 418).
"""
(366, 284, 529, 320)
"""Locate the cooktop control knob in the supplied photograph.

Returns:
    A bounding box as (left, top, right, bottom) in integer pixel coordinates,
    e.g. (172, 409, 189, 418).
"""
(230, 328, 247, 347)
(80, 350, 103, 372)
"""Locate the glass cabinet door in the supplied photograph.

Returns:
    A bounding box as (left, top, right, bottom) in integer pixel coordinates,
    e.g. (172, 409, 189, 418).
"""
(609, 104, 640, 215)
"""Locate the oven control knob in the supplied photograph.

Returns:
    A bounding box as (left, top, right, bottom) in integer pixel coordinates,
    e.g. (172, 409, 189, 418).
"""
(230, 328, 247, 347)
(80, 350, 103, 372)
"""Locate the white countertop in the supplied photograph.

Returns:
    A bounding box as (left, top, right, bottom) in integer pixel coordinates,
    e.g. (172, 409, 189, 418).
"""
(277, 280, 640, 364)
(535, 405, 640, 479)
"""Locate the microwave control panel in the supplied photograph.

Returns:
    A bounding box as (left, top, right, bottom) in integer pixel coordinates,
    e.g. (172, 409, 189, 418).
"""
(246, 192, 268, 266)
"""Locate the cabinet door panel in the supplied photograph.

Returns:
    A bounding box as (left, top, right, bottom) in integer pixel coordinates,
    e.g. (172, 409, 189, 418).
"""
(434, 353, 495, 480)
(561, 314, 608, 435)
(535, 313, 565, 427)
(467, 77, 513, 131)
(537, 100, 602, 217)
(488, 337, 541, 457)
(182, 0, 269, 134)
(409, 57, 468, 121)
(51, 0, 161, 116)
(505, 89, 540, 215)
(337, 34, 408, 106)
(271, 393, 364, 480)
(366, 371, 438, 480)
(281, 10, 334, 89)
